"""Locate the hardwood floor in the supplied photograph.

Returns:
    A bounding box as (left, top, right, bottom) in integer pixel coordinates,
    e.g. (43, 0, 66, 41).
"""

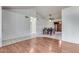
(0, 37, 61, 53)
(0, 37, 79, 53)
(62, 41, 79, 53)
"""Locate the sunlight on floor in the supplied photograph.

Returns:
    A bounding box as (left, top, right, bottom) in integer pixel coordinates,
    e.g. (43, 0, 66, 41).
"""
(29, 47, 35, 53)
(48, 44, 53, 52)
(59, 40, 62, 47)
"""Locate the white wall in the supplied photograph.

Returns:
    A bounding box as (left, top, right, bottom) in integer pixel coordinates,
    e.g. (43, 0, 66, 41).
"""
(36, 16, 47, 35)
(2, 9, 33, 40)
(62, 7, 79, 44)
(0, 6, 2, 47)
(53, 19, 61, 22)
(2, 8, 49, 41)
(47, 20, 54, 28)
(2, 8, 47, 40)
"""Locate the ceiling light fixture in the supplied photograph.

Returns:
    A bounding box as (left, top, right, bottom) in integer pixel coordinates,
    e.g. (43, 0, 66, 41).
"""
(49, 14, 54, 21)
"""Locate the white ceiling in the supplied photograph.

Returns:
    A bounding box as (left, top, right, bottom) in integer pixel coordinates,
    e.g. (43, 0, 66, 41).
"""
(36, 6, 70, 19)
(2, 6, 70, 19)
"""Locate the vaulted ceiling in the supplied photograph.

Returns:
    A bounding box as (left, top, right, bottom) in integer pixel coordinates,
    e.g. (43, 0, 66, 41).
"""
(2, 6, 70, 19)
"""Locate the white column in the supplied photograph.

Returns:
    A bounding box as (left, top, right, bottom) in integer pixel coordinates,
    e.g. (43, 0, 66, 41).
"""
(30, 17, 36, 36)
(0, 6, 2, 47)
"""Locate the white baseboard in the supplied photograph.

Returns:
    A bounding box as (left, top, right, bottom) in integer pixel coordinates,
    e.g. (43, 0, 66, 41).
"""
(2, 33, 41, 46)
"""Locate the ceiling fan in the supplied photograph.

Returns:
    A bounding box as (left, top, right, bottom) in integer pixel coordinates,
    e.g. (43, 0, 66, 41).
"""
(49, 14, 54, 20)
